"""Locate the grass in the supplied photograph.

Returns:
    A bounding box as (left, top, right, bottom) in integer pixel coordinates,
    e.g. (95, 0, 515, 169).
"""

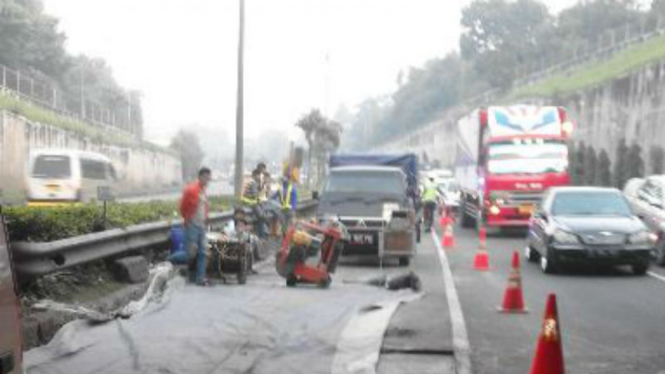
(508, 33, 665, 100)
(0, 92, 176, 155)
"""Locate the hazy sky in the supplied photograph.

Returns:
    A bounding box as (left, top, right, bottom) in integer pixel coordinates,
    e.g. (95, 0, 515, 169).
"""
(43, 0, 579, 145)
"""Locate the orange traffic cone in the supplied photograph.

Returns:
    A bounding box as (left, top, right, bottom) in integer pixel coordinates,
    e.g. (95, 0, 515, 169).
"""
(529, 294, 565, 374)
(479, 226, 487, 248)
(442, 224, 455, 249)
(498, 251, 527, 313)
(473, 227, 490, 270)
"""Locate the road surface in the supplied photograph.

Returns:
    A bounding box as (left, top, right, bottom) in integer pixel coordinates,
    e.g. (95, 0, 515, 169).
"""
(437, 223, 665, 374)
(22, 216, 665, 374)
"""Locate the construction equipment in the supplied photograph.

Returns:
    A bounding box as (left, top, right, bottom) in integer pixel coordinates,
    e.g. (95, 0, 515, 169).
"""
(206, 230, 254, 285)
(276, 221, 346, 288)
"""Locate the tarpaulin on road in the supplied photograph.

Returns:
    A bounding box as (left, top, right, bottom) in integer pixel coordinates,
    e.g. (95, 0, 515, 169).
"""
(25, 270, 419, 374)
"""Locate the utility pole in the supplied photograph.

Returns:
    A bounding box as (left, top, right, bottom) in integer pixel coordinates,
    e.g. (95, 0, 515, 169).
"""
(234, 0, 245, 198)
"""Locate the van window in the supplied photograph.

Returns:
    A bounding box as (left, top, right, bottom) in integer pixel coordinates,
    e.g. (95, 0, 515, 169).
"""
(81, 159, 107, 180)
(32, 155, 71, 179)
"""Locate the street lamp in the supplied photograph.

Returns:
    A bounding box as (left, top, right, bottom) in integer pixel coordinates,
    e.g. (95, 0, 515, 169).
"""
(234, 0, 245, 198)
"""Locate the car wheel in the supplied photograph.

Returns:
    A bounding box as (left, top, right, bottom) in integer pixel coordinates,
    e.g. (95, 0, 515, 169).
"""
(540, 249, 557, 274)
(632, 262, 649, 275)
(655, 241, 665, 267)
(525, 245, 539, 263)
(399, 257, 410, 266)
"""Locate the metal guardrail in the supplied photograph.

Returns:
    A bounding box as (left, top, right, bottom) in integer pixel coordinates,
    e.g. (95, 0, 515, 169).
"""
(11, 200, 318, 278)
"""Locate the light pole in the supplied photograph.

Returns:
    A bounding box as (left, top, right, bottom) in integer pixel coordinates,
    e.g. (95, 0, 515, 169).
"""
(234, 0, 245, 198)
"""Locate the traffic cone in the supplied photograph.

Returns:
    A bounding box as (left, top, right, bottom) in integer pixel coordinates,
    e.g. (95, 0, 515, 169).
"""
(473, 227, 490, 270)
(439, 215, 447, 230)
(498, 251, 527, 313)
(473, 248, 490, 270)
(479, 226, 487, 248)
(442, 224, 455, 249)
(528, 294, 565, 374)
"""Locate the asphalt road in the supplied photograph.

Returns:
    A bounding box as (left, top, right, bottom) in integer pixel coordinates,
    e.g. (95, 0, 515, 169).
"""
(437, 222, 665, 374)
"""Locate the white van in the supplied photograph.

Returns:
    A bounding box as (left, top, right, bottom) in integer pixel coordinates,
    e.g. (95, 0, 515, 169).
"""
(26, 149, 119, 205)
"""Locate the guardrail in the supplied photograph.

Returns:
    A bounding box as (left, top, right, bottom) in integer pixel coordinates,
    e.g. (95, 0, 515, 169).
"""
(11, 200, 318, 278)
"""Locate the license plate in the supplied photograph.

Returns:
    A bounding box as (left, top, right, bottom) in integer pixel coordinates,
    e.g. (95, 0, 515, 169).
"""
(351, 234, 373, 245)
(46, 184, 60, 191)
(518, 204, 535, 215)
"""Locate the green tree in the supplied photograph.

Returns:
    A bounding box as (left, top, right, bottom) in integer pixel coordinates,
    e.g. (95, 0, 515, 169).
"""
(460, 0, 554, 88)
(295, 109, 343, 186)
(596, 149, 612, 187)
(0, 0, 69, 78)
(170, 129, 205, 181)
(613, 138, 629, 188)
(650, 145, 665, 174)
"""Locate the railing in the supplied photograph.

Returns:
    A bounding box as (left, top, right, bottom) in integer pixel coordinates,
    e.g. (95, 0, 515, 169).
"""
(514, 16, 665, 88)
(0, 64, 139, 136)
(10, 200, 318, 278)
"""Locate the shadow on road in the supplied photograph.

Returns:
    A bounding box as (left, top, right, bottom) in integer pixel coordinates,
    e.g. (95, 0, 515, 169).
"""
(531, 263, 644, 278)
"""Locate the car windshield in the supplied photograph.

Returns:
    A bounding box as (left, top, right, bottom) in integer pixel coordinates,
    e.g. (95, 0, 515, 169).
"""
(487, 139, 568, 175)
(31, 155, 71, 179)
(324, 171, 405, 195)
(552, 191, 632, 216)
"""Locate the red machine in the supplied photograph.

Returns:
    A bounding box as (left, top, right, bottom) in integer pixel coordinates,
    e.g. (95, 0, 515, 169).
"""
(276, 221, 344, 288)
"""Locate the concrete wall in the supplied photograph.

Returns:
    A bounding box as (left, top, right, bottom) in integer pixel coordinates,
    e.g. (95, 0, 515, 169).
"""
(0, 110, 182, 201)
(545, 61, 665, 172)
(373, 59, 665, 174)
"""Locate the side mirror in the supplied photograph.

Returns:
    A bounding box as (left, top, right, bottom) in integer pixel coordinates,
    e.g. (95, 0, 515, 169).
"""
(312, 191, 319, 200)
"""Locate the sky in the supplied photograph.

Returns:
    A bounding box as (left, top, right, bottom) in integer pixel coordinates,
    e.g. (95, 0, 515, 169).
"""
(43, 0, 580, 146)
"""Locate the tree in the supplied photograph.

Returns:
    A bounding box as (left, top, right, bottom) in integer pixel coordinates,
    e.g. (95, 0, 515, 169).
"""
(650, 145, 665, 174)
(295, 109, 343, 186)
(596, 149, 612, 187)
(170, 129, 205, 181)
(613, 138, 629, 188)
(584, 146, 598, 185)
(460, 0, 554, 88)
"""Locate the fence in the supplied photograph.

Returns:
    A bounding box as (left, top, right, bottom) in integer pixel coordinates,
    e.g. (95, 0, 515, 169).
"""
(373, 16, 665, 151)
(513, 15, 665, 87)
(0, 64, 140, 137)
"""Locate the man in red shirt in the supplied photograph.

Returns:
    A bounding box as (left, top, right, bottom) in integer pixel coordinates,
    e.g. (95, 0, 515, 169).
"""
(180, 167, 212, 285)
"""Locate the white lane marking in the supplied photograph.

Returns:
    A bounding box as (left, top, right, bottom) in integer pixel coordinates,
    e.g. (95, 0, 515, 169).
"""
(432, 230, 472, 374)
(648, 271, 665, 283)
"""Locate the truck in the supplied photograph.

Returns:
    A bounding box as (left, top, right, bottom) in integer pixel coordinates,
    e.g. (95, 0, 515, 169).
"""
(455, 105, 573, 230)
(314, 154, 419, 266)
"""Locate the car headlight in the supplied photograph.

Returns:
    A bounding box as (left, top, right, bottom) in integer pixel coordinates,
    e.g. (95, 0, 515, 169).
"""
(553, 230, 579, 244)
(628, 231, 656, 245)
(382, 203, 400, 222)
